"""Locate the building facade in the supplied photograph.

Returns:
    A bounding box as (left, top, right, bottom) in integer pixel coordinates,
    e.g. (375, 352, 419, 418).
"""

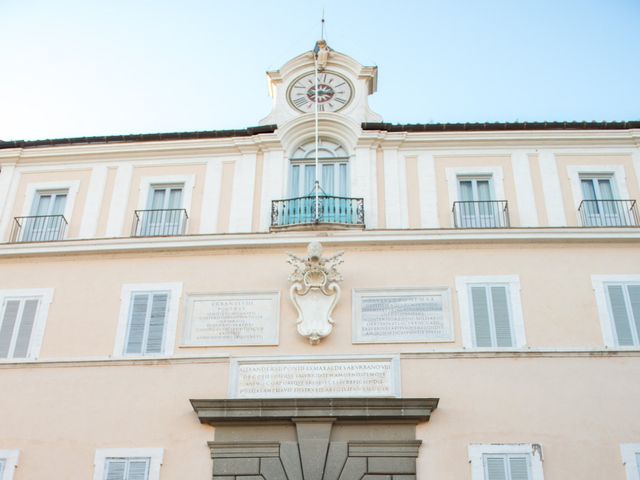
(0, 43, 639, 480)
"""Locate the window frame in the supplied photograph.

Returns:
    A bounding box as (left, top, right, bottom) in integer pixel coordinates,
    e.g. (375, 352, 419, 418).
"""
(288, 138, 350, 198)
(93, 448, 163, 480)
(113, 283, 182, 358)
(0, 450, 19, 480)
(21, 181, 80, 241)
(567, 165, 629, 209)
(592, 275, 640, 349)
(137, 175, 195, 213)
(621, 444, 640, 480)
(468, 444, 544, 480)
(0, 288, 54, 361)
(456, 275, 526, 349)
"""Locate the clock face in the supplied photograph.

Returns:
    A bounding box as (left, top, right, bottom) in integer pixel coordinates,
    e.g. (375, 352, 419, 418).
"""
(287, 71, 354, 113)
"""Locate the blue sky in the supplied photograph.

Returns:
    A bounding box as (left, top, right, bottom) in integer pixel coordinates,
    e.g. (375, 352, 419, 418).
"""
(1, 0, 639, 141)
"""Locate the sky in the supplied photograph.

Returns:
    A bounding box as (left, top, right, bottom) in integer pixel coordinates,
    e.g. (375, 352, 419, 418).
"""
(1, 0, 639, 141)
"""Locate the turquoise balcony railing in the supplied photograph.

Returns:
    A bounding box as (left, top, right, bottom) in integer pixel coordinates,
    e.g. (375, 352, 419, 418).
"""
(271, 195, 364, 228)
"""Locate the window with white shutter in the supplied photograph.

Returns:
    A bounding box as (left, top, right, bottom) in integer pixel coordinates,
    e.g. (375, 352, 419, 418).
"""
(0, 450, 20, 480)
(114, 284, 182, 358)
(620, 444, 640, 480)
(94, 449, 163, 480)
(469, 445, 543, 480)
(456, 276, 525, 349)
(104, 457, 150, 480)
(0, 290, 53, 361)
(592, 276, 640, 349)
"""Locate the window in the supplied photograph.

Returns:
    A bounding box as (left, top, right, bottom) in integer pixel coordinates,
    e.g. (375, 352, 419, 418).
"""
(469, 444, 544, 480)
(579, 175, 626, 226)
(0, 450, 19, 480)
(22, 190, 68, 241)
(137, 184, 186, 236)
(592, 276, 640, 348)
(621, 444, 640, 480)
(0, 289, 53, 361)
(93, 449, 163, 480)
(114, 283, 182, 357)
(456, 276, 526, 348)
(289, 138, 348, 198)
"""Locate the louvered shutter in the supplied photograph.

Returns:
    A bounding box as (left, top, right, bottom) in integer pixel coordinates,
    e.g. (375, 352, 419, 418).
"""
(13, 299, 39, 358)
(105, 459, 126, 480)
(485, 456, 507, 480)
(127, 459, 150, 480)
(492, 286, 513, 347)
(508, 456, 531, 480)
(607, 285, 634, 346)
(636, 452, 640, 477)
(126, 294, 150, 354)
(628, 285, 640, 343)
(145, 293, 168, 354)
(0, 300, 20, 358)
(0, 459, 5, 477)
(472, 286, 492, 347)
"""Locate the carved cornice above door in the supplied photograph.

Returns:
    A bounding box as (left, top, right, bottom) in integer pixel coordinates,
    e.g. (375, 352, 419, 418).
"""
(191, 398, 439, 480)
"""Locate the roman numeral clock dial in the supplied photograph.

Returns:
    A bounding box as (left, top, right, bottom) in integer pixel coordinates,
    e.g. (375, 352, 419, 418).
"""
(287, 71, 354, 113)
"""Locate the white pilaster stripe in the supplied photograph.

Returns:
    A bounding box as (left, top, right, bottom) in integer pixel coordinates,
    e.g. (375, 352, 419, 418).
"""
(0, 168, 21, 242)
(511, 151, 539, 227)
(383, 148, 403, 228)
(633, 150, 640, 192)
(199, 159, 223, 234)
(228, 153, 256, 233)
(0, 165, 17, 240)
(352, 147, 375, 229)
(538, 150, 566, 226)
(259, 150, 285, 231)
(105, 164, 133, 237)
(417, 153, 438, 228)
(79, 166, 108, 238)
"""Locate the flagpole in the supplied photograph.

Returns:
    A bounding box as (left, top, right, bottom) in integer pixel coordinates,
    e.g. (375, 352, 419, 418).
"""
(314, 50, 319, 222)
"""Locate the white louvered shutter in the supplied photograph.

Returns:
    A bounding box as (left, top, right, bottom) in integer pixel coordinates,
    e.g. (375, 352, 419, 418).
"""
(508, 456, 531, 480)
(0, 300, 20, 358)
(471, 286, 492, 347)
(491, 286, 513, 347)
(145, 294, 168, 354)
(125, 294, 150, 354)
(127, 459, 150, 480)
(13, 299, 39, 358)
(485, 456, 507, 480)
(607, 285, 634, 346)
(636, 452, 640, 477)
(0, 459, 5, 478)
(105, 459, 127, 480)
(628, 285, 640, 342)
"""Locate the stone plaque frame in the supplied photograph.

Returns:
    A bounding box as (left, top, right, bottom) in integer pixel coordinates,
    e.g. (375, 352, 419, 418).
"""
(352, 287, 454, 344)
(229, 355, 401, 399)
(181, 292, 280, 347)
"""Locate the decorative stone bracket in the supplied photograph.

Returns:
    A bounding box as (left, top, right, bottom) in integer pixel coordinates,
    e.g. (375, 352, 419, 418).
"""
(191, 398, 439, 480)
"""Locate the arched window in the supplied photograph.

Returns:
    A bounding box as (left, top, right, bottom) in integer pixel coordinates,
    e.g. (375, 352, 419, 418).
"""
(289, 138, 349, 197)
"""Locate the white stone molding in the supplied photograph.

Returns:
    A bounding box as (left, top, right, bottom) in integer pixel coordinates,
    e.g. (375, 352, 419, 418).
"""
(383, 148, 409, 229)
(0, 450, 19, 480)
(633, 150, 640, 192)
(352, 146, 375, 228)
(20, 180, 80, 239)
(287, 242, 343, 344)
(468, 443, 544, 480)
(0, 288, 54, 361)
(621, 443, 640, 480)
(228, 153, 256, 233)
(591, 274, 640, 349)
(538, 150, 566, 226)
(0, 166, 19, 242)
(113, 282, 182, 358)
(105, 164, 133, 237)
(259, 149, 286, 231)
(455, 275, 526, 349)
(445, 166, 506, 205)
(137, 174, 195, 211)
(79, 165, 108, 238)
(417, 152, 439, 228)
(93, 448, 163, 480)
(199, 159, 223, 234)
(511, 151, 539, 227)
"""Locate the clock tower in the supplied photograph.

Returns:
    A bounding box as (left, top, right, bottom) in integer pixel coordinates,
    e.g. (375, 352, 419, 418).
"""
(259, 41, 382, 127)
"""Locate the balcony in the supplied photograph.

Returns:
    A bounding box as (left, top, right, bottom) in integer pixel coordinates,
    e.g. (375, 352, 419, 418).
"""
(132, 209, 188, 237)
(578, 199, 639, 227)
(452, 200, 510, 228)
(10, 215, 68, 242)
(271, 195, 364, 229)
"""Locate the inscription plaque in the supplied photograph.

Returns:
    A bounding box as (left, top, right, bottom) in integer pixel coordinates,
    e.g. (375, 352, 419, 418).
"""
(183, 292, 279, 346)
(231, 356, 400, 398)
(353, 288, 453, 343)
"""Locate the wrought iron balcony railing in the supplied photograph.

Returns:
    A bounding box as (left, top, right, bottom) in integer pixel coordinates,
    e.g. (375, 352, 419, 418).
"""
(271, 195, 364, 228)
(10, 215, 68, 242)
(452, 200, 510, 228)
(132, 209, 188, 237)
(578, 199, 639, 227)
